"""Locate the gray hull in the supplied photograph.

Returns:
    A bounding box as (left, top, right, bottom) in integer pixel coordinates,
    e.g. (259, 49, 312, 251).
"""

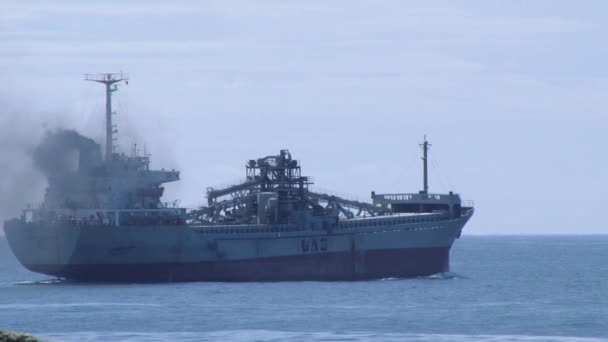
(4, 210, 472, 282)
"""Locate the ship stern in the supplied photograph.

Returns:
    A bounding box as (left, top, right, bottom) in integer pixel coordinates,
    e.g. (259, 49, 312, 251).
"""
(3, 219, 81, 278)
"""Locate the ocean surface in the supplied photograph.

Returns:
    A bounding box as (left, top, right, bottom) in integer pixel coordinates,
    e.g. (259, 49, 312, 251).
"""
(0, 235, 606, 342)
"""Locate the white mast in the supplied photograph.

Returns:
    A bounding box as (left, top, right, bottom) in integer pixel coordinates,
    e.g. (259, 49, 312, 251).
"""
(84, 72, 129, 162)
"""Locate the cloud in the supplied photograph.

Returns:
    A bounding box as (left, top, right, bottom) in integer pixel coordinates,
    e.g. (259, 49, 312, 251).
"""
(0, 0, 333, 20)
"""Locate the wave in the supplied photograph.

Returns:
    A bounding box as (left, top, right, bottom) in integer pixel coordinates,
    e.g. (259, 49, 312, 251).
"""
(37, 330, 608, 342)
(11, 278, 68, 285)
(422, 272, 465, 280)
(0, 302, 162, 310)
(375, 272, 465, 282)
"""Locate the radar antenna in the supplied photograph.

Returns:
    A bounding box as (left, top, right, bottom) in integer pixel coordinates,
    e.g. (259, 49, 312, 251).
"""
(84, 72, 129, 162)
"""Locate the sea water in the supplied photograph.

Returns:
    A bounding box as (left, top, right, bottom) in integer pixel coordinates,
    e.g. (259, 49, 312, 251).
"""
(1, 235, 606, 341)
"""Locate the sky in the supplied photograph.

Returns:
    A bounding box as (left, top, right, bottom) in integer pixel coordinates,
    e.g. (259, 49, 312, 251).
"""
(0, 0, 606, 234)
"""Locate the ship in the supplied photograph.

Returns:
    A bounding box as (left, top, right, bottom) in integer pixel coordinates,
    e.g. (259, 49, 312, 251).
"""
(3, 73, 474, 282)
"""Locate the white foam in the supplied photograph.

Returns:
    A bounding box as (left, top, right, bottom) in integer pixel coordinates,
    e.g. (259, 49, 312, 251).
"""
(423, 272, 463, 280)
(378, 277, 399, 281)
(11, 279, 65, 285)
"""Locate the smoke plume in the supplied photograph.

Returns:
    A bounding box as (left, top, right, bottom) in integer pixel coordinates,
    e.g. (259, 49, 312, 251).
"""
(0, 115, 47, 224)
(33, 129, 102, 177)
(0, 123, 103, 224)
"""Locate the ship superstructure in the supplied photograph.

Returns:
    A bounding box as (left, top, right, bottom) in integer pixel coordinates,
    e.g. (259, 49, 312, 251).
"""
(25, 73, 185, 228)
(4, 74, 474, 282)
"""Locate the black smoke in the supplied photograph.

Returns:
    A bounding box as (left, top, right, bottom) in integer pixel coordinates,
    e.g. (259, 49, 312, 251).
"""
(0, 124, 103, 226)
(33, 129, 102, 177)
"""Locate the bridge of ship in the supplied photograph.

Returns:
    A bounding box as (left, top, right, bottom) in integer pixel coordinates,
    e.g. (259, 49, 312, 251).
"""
(372, 192, 472, 218)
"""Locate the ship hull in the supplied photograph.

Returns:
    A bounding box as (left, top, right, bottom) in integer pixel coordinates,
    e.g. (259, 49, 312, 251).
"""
(20, 246, 450, 282)
(4, 210, 472, 282)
